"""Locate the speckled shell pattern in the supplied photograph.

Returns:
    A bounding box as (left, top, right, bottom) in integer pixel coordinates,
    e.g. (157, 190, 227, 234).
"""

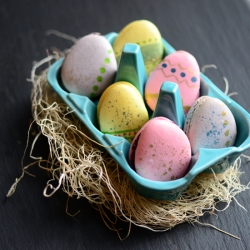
(97, 81, 149, 142)
(129, 117, 191, 181)
(61, 33, 117, 98)
(184, 96, 237, 154)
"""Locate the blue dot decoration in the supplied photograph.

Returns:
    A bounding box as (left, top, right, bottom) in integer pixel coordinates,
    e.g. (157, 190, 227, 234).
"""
(162, 63, 167, 68)
(171, 68, 176, 73)
(191, 76, 197, 82)
(180, 72, 186, 77)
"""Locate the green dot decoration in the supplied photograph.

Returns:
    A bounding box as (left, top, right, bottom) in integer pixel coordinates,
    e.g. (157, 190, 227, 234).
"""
(100, 67, 106, 74)
(90, 93, 96, 98)
(93, 85, 98, 91)
(104, 58, 110, 64)
(96, 76, 102, 82)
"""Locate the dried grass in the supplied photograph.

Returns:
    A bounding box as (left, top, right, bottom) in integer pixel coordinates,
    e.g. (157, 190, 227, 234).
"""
(7, 54, 250, 240)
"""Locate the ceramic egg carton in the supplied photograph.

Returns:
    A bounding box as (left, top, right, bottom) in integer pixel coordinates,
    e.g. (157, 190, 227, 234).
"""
(47, 32, 250, 200)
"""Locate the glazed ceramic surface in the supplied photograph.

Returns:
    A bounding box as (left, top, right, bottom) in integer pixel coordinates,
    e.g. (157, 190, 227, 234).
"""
(47, 32, 250, 200)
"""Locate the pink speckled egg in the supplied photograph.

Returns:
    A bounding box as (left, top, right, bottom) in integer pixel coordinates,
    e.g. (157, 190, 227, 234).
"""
(184, 96, 237, 154)
(129, 117, 191, 181)
(61, 33, 117, 99)
(145, 50, 200, 114)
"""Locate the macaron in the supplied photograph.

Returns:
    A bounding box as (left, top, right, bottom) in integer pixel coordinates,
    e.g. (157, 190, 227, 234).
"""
(129, 117, 191, 181)
(145, 50, 200, 114)
(184, 96, 237, 154)
(61, 33, 117, 98)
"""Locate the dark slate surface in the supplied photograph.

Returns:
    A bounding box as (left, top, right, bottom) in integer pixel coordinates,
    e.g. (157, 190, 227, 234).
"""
(1, 1, 250, 249)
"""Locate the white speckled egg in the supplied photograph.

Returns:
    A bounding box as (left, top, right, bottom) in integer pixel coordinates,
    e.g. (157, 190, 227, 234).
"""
(184, 96, 237, 154)
(129, 117, 191, 181)
(61, 33, 117, 98)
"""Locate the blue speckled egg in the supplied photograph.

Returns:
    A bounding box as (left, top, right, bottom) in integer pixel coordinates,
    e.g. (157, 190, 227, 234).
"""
(184, 96, 237, 154)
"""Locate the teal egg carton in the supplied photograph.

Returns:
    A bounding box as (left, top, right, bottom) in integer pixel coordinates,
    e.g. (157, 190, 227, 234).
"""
(47, 32, 250, 200)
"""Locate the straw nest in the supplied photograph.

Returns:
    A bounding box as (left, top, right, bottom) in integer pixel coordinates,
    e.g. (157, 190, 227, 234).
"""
(8, 51, 250, 239)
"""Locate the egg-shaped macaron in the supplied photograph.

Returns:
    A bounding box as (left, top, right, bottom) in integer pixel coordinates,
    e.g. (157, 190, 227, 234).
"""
(145, 50, 200, 114)
(184, 96, 237, 154)
(61, 33, 117, 98)
(113, 20, 164, 76)
(97, 81, 149, 142)
(129, 117, 191, 181)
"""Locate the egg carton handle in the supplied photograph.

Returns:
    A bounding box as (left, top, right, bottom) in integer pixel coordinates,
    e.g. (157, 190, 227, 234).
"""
(115, 43, 147, 98)
(152, 81, 185, 129)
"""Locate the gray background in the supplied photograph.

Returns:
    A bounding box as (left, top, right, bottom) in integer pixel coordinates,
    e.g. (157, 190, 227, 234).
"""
(1, 1, 250, 249)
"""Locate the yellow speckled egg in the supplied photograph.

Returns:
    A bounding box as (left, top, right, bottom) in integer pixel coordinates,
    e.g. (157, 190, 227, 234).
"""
(113, 20, 164, 76)
(97, 81, 149, 142)
(61, 33, 117, 99)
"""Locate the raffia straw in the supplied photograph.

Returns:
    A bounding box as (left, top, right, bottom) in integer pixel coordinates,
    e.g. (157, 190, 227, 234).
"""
(202, 64, 238, 97)
(7, 52, 250, 239)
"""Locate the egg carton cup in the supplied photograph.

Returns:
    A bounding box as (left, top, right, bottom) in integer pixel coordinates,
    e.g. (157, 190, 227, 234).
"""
(47, 32, 250, 200)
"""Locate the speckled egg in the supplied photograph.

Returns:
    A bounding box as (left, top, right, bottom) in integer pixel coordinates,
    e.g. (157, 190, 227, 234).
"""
(61, 33, 117, 98)
(184, 96, 237, 154)
(97, 81, 149, 142)
(145, 50, 200, 114)
(129, 117, 191, 181)
(113, 20, 164, 76)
